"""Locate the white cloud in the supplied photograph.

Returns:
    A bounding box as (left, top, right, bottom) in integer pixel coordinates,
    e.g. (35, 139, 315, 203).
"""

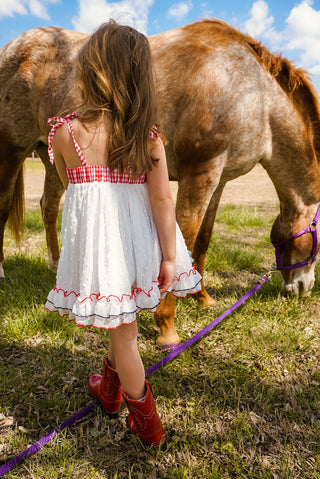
(243, 0, 282, 49)
(283, 0, 320, 69)
(244, 0, 273, 37)
(0, 0, 53, 20)
(242, 0, 320, 89)
(168, 1, 192, 21)
(29, 0, 50, 19)
(0, 0, 28, 17)
(72, 0, 154, 35)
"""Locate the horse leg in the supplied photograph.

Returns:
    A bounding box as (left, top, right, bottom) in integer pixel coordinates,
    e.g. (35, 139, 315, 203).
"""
(155, 166, 220, 346)
(192, 183, 225, 305)
(36, 145, 65, 270)
(154, 293, 179, 347)
(0, 150, 25, 280)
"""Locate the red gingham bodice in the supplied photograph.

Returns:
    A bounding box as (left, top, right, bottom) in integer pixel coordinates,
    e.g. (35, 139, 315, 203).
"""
(47, 112, 154, 185)
(66, 165, 146, 184)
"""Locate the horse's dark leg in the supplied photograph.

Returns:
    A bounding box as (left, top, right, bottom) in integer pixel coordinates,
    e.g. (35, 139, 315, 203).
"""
(154, 167, 220, 346)
(36, 145, 65, 270)
(0, 225, 4, 280)
(0, 148, 25, 280)
(192, 183, 225, 305)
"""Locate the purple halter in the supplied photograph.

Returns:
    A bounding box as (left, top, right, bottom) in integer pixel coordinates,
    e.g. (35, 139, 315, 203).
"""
(272, 204, 320, 271)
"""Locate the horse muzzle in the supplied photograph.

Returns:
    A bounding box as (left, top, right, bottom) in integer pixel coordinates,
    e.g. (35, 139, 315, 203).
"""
(281, 263, 315, 296)
(272, 204, 320, 296)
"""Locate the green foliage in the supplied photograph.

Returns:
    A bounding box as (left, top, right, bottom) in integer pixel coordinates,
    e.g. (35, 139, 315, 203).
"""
(216, 204, 266, 227)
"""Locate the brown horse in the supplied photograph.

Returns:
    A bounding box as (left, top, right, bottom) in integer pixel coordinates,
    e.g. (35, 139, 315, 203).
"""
(1, 20, 320, 347)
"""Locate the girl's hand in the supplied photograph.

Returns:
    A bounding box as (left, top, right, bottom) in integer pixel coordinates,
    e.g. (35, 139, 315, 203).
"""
(158, 260, 175, 294)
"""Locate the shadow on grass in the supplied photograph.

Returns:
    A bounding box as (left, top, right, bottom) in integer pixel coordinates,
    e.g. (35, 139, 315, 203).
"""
(204, 269, 282, 301)
(205, 262, 320, 303)
(0, 255, 56, 315)
(1, 254, 320, 476)
(0, 328, 319, 477)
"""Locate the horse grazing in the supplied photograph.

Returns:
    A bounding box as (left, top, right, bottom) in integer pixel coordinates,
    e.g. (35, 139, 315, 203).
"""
(1, 20, 320, 347)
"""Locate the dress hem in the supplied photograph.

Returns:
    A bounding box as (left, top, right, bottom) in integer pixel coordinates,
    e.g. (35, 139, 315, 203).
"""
(44, 306, 137, 330)
(44, 280, 202, 330)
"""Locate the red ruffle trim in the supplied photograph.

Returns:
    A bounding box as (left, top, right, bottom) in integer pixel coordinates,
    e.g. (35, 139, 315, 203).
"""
(52, 284, 156, 303)
(51, 267, 199, 304)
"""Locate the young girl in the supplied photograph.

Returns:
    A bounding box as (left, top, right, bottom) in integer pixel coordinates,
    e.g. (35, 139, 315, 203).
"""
(45, 20, 202, 446)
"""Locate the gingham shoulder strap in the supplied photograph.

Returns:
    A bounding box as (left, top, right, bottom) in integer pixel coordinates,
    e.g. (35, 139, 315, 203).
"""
(47, 112, 88, 167)
(149, 124, 159, 141)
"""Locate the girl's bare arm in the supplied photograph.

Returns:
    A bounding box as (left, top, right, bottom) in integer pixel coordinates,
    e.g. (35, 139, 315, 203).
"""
(147, 138, 176, 293)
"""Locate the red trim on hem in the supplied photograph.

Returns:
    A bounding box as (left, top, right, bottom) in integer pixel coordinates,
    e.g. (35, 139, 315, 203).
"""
(51, 284, 157, 303)
(50, 267, 199, 304)
(174, 266, 199, 282)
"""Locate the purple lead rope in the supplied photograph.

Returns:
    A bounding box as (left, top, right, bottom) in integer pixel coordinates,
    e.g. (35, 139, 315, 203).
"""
(146, 274, 269, 375)
(0, 274, 269, 477)
(0, 405, 96, 477)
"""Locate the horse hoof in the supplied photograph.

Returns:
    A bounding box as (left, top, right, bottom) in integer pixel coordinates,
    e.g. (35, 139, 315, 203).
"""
(49, 263, 58, 273)
(0, 277, 4, 284)
(0, 264, 4, 282)
(196, 291, 217, 307)
(201, 297, 218, 308)
(300, 291, 311, 298)
(156, 333, 180, 349)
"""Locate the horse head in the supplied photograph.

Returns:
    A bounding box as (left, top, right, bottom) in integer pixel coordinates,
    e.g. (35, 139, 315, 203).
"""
(270, 204, 320, 296)
(244, 21, 320, 297)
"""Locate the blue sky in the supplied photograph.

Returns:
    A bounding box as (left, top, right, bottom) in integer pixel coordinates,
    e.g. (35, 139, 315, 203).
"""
(1, 0, 320, 90)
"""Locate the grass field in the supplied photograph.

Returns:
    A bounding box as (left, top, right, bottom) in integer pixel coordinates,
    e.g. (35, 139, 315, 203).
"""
(0, 198, 320, 478)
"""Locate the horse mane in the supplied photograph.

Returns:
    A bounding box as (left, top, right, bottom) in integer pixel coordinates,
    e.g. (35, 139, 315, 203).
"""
(202, 19, 320, 162)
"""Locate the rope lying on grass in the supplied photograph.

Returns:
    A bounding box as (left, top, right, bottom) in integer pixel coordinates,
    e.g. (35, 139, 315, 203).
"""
(0, 274, 270, 477)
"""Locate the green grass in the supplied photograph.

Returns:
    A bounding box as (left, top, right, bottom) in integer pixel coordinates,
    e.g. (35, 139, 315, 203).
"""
(1, 203, 320, 478)
(25, 157, 44, 172)
(205, 205, 272, 272)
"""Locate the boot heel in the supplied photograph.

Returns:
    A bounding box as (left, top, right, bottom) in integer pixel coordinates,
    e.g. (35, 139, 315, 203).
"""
(89, 358, 123, 415)
(123, 380, 165, 446)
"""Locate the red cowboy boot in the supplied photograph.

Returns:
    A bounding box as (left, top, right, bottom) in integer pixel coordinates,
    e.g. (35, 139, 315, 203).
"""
(89, 358, 123, 416)
(122, 380, 165, 446)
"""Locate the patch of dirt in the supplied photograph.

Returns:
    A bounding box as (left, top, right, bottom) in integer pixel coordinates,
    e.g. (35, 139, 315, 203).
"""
(24, 159, 50, 210)
(25, 159, 279, 209)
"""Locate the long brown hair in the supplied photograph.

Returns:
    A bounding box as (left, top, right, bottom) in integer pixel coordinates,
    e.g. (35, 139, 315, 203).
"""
(76, 20, 159, 176)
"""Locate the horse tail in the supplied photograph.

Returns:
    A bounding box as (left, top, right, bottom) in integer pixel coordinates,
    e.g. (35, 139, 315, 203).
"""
(8, 166, 25, 244)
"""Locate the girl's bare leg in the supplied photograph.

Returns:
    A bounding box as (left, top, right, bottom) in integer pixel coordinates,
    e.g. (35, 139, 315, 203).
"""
(108, 321, 145, 400)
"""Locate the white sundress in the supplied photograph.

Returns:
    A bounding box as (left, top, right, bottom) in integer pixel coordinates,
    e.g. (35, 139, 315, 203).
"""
(45, 112, 202, 329)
